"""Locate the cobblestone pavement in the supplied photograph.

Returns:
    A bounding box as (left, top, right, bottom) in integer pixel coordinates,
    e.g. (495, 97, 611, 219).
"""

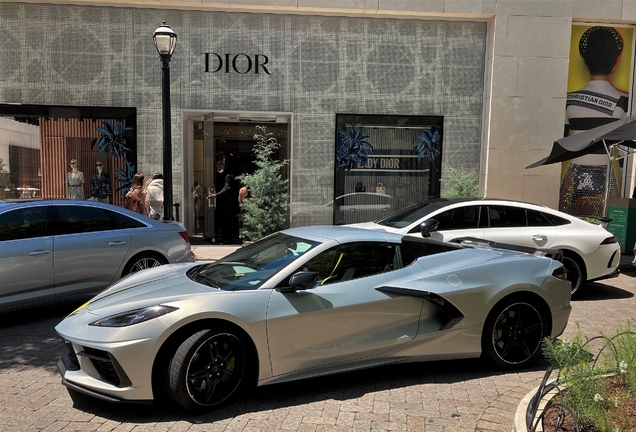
(1, 265, 634, 432)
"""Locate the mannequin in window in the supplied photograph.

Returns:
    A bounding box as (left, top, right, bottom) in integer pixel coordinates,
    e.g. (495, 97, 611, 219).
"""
(89, 161, 112, 203)
(66, 159, 85, 200)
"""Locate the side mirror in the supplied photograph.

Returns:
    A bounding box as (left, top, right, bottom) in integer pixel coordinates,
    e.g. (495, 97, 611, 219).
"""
(420, 219, 439, 238)
(278, 271, 320, 293)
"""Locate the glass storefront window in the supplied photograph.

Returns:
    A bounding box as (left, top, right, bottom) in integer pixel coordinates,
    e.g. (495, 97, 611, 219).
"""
(334, 114, 443, 225)
(0, 105, 136, 205)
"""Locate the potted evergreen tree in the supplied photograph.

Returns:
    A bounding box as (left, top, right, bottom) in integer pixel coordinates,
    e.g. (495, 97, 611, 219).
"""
(238, 125, 290, 242)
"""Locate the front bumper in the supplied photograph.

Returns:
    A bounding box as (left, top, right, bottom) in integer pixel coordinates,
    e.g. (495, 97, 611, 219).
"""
(55, 312, 168, 403)
(57, 356, 145, 404)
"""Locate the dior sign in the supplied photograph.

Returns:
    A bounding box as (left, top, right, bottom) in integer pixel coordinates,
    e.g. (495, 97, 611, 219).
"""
(204, 53, 271, 75)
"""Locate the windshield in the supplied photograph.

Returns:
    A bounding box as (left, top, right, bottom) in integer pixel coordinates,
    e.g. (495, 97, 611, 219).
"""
(190, 233, 320, 291)
(377, 202, 446, 228)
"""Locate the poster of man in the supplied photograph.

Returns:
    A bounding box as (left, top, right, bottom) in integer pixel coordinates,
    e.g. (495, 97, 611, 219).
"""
(560, 25, 634, 216)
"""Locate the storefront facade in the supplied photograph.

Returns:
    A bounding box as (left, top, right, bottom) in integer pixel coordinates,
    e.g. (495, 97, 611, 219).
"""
(2, 0, 636, 235)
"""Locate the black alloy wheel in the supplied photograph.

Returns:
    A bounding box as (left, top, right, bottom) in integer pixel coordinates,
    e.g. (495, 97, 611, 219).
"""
(483, 301, 545, 369)
(169, 329, 247, 412)
(561, 255, 584, 296)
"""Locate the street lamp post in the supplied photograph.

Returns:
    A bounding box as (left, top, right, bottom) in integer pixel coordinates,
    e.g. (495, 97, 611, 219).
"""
(153, 21, 177, 221)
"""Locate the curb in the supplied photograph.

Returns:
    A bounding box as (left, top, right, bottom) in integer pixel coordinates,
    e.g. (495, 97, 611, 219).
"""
(512, 383, 538, 431)
(513, 381, 562, 432)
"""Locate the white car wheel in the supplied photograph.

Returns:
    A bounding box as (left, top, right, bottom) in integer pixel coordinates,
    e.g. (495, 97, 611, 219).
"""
(562, 255, 585, 297)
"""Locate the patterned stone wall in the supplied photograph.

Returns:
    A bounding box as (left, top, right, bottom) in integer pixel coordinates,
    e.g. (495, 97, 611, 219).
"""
(0, 3, 486, 223)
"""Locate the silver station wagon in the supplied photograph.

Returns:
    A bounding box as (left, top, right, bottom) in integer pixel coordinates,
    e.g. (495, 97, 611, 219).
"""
(0, 200, 194, 313)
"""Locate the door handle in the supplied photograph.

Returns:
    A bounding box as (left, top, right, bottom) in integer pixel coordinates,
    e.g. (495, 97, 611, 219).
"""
(108, 241, 126, 247)
(28, 250, 50, 257)
(531, 235, 547, 241)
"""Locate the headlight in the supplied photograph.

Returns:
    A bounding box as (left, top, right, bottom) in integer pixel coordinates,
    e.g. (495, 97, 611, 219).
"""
(89, 305, 178, 327)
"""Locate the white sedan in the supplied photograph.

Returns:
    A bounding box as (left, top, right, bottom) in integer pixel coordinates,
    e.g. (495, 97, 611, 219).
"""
(350, 198, 621, 296)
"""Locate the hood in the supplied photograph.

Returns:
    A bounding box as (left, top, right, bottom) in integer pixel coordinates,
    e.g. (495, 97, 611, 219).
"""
(74, 263, 210, 317)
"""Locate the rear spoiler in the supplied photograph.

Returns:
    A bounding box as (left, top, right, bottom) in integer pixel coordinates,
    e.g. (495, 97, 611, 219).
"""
(576, 215, 612, 228)
(449, 237, 563, 262)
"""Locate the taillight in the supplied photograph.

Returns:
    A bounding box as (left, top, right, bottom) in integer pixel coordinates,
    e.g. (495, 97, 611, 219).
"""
(552, 265, 567, 280)
(600, 236, 617, 245)
(178, 231, 190, 243)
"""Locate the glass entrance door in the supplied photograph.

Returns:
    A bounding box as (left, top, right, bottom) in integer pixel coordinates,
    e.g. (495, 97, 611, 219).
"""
(198, 114, 290, 244)
(203, 119, 215, 240)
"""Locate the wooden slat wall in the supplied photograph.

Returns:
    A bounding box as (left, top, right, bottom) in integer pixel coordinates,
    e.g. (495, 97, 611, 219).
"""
(40, 118, 127, 205)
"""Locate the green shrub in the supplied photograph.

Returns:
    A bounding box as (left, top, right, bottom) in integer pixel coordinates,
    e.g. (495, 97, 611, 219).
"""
(441, 166, 483, 198)
(542, 322, 636, 431)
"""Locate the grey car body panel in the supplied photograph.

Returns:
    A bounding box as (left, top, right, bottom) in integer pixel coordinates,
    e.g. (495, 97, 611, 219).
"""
(0, 200, 194, 312)
(55, 225, 571, 402)
(0, 236, 55, 309)
(267, 267, 423, 376)
(53, 230, 133, 301)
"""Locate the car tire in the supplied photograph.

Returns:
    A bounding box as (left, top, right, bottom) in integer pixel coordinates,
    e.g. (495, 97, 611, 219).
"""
(562, 254, 586, 297)
(481, 297, 548, 369)
(123, 253, 166, 276)
(168, 328, 248, 412)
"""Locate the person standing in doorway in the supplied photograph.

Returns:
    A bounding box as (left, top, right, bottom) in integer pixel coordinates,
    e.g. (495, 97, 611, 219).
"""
(207, 161, 233, 244)
(145, 172, 164, 220)
(89, 161, 112, 203)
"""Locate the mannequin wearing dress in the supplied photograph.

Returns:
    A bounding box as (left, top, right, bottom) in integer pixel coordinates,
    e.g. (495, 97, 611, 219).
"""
(66, 160, 85, 200)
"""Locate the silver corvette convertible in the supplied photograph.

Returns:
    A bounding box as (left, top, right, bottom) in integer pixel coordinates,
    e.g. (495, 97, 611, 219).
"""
(56, 225, 572, 412)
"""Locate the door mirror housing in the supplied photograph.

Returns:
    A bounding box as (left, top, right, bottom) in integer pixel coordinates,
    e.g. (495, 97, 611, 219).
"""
(420, 219, 440, 238)
(278, 271, 320, 293)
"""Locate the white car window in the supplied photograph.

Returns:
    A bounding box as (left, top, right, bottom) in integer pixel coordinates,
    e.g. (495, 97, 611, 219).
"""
(433, 206, 481, 231)
(487, 206, 526, 228)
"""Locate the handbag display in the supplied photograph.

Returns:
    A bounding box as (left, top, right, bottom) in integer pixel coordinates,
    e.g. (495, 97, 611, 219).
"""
(375, 182, 386, 195)
(355, 182, 366, 193)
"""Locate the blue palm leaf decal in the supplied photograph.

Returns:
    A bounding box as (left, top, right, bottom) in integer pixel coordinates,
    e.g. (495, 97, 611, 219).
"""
(336, 123, 373, 170)
(415, 129, 441, 162)
(115, 160, 135, 200)
(91, 120, 131, 158)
